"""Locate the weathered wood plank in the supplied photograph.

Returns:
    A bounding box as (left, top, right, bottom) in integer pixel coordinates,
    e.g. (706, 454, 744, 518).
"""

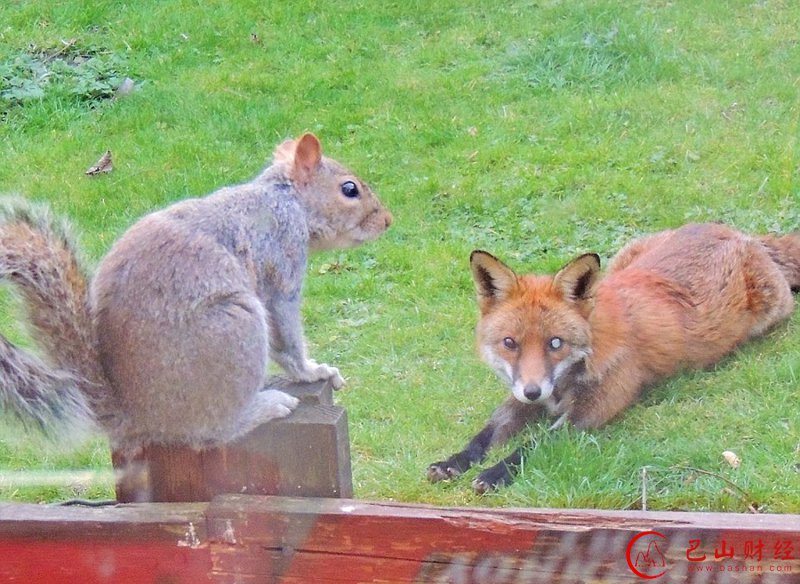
(1, 496, 798, 583)
(0, 502, 212, 584)
(206, 495, 800, 583)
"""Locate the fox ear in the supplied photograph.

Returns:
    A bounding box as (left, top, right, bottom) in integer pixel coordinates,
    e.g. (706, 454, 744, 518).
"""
(554, 253, 601, 302)
(273, 133, 322, 185)
(470, 250, 518, 311)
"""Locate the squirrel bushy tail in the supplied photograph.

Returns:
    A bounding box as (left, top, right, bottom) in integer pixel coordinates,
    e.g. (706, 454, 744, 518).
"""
(0, 198, 110, 436)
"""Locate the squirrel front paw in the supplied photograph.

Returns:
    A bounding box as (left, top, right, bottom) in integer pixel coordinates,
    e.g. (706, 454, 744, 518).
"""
(314, 362, 346, 390)
(293, 360, 346, 390)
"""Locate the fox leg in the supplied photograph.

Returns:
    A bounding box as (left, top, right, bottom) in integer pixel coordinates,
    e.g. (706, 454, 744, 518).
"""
(568, 368, 644, 430)
(471, 447, 525, 494)
(428, 396, 542, 489)
(472, 398, 576, 493)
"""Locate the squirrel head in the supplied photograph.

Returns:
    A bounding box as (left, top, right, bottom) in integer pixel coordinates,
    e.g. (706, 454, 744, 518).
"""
(273, 133, 392, 251)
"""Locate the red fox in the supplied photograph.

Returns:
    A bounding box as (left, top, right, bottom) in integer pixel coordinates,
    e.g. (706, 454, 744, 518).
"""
(428, 223, 800, 493)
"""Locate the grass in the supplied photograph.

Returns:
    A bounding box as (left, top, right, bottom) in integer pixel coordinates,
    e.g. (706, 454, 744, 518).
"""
(0, 0, 798, 512)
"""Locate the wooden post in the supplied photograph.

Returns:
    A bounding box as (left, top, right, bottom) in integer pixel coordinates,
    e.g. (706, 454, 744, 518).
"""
(112, 378, 352, 503)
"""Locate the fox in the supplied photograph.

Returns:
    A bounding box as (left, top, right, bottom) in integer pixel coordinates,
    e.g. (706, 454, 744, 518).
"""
(428, 222, 800, 493)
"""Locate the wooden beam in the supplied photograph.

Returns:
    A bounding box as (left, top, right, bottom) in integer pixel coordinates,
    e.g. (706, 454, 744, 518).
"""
(0, 495, 798, 583)
(206, 495, 800, 583)
(113, 379, 352, 502)
(0, 501, 212, 584)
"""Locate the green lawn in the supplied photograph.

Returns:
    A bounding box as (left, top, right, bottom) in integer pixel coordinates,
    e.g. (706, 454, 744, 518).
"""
(1, 0, 798, 512)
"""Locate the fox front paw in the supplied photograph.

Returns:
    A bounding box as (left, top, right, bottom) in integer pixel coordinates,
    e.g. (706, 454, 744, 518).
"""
(427, 462, 461, 483)
(427, 454, 472, 483)
(471, 462, 515, 494)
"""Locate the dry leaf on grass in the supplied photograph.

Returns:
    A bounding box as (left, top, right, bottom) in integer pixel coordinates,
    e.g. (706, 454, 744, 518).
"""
(722, 450, 741, 469)
(85, 151, 113, 176)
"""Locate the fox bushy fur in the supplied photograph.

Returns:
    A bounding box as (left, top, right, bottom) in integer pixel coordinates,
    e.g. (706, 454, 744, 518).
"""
(0, 133, 391, 453)
(429, 223, 800, 493)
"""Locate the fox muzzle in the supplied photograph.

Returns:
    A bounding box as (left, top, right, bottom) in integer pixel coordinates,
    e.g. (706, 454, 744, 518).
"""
(511, 378, 554, 404)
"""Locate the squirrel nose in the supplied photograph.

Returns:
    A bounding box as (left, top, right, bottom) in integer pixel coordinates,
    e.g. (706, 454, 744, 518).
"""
(384, 212, 393, 229)
(523, 384, 542, 402)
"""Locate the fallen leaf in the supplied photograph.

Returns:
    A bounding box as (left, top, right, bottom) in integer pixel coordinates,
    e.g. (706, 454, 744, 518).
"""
(722, 450, 741, 469)
(85, 151, 113, 176)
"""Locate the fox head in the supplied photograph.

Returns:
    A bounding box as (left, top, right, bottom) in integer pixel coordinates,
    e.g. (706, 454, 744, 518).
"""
(470, 250, 601, 405)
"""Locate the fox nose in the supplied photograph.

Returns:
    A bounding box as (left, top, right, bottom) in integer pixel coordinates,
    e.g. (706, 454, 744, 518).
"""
(523, 385, 542, 401)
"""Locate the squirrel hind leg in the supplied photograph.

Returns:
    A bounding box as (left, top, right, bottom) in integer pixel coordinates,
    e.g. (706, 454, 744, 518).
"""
(110, 390, 299, 454)
(233, 390, 299, 439)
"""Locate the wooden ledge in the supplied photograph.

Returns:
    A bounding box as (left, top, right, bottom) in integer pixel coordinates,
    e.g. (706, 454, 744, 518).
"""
(0, 495, 798, 583)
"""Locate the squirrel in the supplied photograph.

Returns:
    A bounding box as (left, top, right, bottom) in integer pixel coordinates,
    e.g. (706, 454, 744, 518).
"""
(0, 133, 392, 454)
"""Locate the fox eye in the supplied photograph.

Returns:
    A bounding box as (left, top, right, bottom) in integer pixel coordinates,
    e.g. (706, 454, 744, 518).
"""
(548, 337, 564, 351)
(503, 337, 518, 351)
(341, 180, 360, 198)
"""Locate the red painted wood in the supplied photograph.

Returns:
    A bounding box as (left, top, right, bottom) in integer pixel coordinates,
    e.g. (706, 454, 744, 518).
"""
(1, 496, 798, 583)
(205, 496, 800, 583)
(0, 502, 212, 584)
(0, 540, 212, 584)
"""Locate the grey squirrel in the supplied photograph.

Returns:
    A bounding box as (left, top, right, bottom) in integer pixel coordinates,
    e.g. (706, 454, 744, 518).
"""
(0, 133, 392, 453)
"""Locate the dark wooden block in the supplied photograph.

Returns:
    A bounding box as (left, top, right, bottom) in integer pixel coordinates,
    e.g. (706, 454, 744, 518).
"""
(112, 379, 352, 503)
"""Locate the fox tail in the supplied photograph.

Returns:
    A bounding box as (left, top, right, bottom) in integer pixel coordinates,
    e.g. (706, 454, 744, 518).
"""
(758, 232, 800, 291)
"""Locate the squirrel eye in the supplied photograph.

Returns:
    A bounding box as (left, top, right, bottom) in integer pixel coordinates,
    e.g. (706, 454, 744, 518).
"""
(548, 337, 564, 351)
(341, 181, 360, 198)
(502, 337, 518, 351)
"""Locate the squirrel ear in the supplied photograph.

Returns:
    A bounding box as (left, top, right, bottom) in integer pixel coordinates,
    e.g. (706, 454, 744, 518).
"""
(553, 253, 601, 302)
(292, 133, 323, 185)
(272, 133, 323, 185)
(470, 250, 518, 312)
